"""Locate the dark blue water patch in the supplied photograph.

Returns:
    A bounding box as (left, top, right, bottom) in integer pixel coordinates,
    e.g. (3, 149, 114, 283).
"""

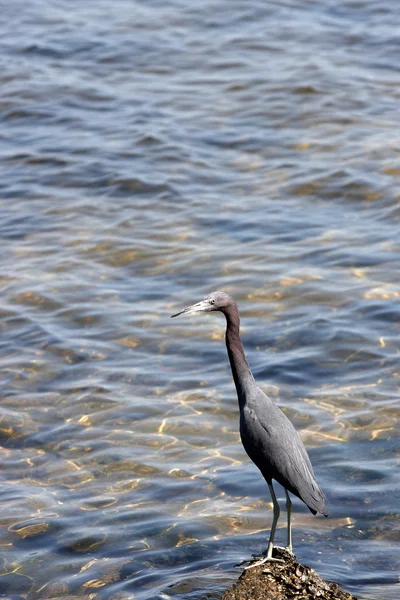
(194, 207, 323, 243)
(108, 177, 174, 197)
(2, 107, 55, 123)
(0, 321, 64, 354)
(23, 421, 97, 453)
(148, 478, 208, 504)
(41, 167, 113, 191)
(329, 251, 400, 269)
(322, 438, 400, 469)
(0, 211, 52, 240)
(329, 489, 400, 524)
(213, 464, 267, 498)
(4, 152, 69, 167)
(0, 483, 26, 504)
(168, 343, 225, 369)
(320, 442, 399, 518)
(164, 576, 225, 599)
(60, 92, 117, 113)
(329, 346, 384, 366)
(351, 571, 400, 588)
(256, 355, 333, 385)
(354, 300, 400, 325)
(330, 463, 391, 486)
(18, 39, 105, 59)
(0, 573, 32, 595)
(119, 542, 228, 595)
(201, 131, 270, 152)
(247, 319, 340, 353)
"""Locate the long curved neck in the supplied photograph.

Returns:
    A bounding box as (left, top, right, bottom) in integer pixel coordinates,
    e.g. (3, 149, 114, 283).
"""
(223, 302, 255, 407)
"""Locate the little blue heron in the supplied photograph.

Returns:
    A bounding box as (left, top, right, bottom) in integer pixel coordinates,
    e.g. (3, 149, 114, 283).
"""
(171, 291, 328, 567)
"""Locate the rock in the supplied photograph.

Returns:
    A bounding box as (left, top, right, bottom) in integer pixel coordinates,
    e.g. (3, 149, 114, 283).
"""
(222, 548, 357, 600)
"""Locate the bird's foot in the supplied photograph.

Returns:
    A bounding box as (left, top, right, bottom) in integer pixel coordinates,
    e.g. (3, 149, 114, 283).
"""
(235, 554, 284, 570)
(245, 555, 284, 569)
(235, 552, 269, 567)
(235, 545, 294, 569)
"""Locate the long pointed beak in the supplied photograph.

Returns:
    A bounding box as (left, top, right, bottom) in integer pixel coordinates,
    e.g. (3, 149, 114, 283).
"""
(171, 299, 209, 318)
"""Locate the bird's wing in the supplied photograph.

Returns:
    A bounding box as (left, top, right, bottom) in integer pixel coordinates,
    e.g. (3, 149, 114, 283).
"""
(249, 393, 328, 516)
(277, 439, 328, 515)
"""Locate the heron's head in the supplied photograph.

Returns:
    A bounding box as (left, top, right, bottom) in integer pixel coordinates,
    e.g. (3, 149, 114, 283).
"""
(171, 291, 233, 318)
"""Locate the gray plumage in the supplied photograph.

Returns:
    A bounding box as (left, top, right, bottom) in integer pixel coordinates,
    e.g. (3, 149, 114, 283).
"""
(171, 291, 328, 565)
(240, 386, 327, 515)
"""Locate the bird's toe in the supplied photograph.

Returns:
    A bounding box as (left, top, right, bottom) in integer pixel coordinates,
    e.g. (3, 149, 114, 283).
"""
(244, 556, 284, 570)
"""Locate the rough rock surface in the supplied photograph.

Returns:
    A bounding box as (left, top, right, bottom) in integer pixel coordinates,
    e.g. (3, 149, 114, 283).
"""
(222, 548, 357, 600)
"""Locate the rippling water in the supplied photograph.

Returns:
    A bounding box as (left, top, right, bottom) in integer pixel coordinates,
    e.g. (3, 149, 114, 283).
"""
(1, 1, 400, 599)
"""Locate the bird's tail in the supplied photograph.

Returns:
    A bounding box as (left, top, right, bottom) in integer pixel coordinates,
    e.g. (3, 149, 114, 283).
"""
(305, 482, 328, 517)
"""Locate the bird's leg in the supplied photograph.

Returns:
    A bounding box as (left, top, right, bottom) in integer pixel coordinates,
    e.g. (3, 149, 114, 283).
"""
(264, 482, 280, 558)
(267, 490, 294, 555)
(285, 489, 293, 554)
(244, 482, 283, 569)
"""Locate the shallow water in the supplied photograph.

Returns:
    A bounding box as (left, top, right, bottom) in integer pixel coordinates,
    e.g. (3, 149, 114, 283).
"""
(1, 1, 400, 599)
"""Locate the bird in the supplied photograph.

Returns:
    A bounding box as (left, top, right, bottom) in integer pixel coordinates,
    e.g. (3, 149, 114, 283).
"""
(171, 291, 328, 568)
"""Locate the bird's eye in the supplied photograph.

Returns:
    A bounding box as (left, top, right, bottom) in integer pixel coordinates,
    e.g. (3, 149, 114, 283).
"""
(210, 299, 215, 305)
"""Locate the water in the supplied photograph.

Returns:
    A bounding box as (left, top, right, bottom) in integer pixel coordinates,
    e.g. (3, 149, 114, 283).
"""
(1, 1, 399, 598)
